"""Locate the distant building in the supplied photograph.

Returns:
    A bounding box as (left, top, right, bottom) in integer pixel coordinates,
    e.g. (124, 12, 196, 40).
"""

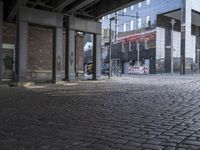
(101, 0, 200, 74)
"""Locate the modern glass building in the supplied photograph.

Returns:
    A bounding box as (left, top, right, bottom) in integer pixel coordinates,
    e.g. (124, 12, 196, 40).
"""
(101, 0, 200, 74)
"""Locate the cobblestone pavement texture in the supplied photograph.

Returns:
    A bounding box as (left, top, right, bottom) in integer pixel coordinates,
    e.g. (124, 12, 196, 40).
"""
(2, 76, 200, 150)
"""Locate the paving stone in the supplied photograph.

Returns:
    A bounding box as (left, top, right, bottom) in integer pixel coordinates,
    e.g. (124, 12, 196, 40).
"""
(183, 140, 200, 146)
(1, 76, 200, 149)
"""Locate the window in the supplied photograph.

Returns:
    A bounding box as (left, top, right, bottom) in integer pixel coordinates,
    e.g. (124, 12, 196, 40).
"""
(147, 0, 150, 5)
(138, 2, 142, 8)
(131, 5, 134, 10)
(102, 17, 105, 20)
(122, 43, 129, 52)
(123, 22, 127, 32)
(146, 16, 150, 27)
(130, 20, 134, 30)
(122, 43, 125, 52)
(145, 39, 150, 49)
(129, 42, 132, 51)
(128, 42, 132, 51)
(124, 8, 127, 13)
(108, 15, 110, 19)
(130, 41, 137, 51)
(138, 18, 142, 29)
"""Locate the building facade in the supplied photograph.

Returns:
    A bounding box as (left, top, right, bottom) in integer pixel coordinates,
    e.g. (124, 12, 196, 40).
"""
(101, 0, 200, 74)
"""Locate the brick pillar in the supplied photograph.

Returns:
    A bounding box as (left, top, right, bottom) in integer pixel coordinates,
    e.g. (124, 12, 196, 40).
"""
(0, 1, 3, 80)
(52, 27, 64, 82)
(16, 14, 28, 82)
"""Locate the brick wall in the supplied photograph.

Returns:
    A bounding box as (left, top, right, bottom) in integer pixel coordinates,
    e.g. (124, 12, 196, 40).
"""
(28, 26, 53, 71)
(2, 23, 55, 81)
(3, 23, 16, 44)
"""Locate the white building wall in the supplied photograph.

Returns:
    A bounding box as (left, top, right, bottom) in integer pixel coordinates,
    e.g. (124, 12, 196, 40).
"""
(190, 0, 200, 12)
(184, 0, 200, 63)
(187, 35, 196, 60)
(172, 31, 181, 58)
(156, 29, 181, 59)
(156, 27, 165, 59)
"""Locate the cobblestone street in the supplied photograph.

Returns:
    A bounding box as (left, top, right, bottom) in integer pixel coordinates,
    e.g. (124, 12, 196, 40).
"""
(2, 76, 200, 150)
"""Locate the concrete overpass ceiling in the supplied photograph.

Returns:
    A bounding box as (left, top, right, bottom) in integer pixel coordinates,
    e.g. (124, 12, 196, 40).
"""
(3, 0, 143, 20)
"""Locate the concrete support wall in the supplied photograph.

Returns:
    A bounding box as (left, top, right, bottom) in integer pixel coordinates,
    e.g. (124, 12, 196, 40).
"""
(0, 1, 3, 80)
(66, 16, 102, 80)
(16, 7, 63, 82)
(53, 27, 64, 82)
(94, 34, 102, 78)
(67, 30, 76, 80)
(16, 20, 28, 81)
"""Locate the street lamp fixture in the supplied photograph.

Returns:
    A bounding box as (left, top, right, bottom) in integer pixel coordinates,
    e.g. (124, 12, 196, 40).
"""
(170, 19, 176, 75)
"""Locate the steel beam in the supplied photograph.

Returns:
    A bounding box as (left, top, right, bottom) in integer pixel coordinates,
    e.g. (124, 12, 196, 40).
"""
(56, 0, 76, 12)
(68, 0, 96, 14)
(7, 0, 29, 20)
(19, 7, 63, 28)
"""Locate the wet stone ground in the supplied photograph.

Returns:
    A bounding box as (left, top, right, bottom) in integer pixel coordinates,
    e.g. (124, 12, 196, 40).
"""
(1, 76, 200, 150)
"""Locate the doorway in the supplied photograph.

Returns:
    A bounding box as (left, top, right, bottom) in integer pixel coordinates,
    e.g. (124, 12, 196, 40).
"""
(2, 44, 15, 80)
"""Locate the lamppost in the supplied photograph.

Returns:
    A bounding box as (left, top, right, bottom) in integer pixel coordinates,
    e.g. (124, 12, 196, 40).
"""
(170, 19, 176, 75)
(109, 16, 117, 79)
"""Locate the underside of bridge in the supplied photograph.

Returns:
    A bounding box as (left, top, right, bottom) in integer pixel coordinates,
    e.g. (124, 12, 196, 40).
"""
(0, 0, 143, 82)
